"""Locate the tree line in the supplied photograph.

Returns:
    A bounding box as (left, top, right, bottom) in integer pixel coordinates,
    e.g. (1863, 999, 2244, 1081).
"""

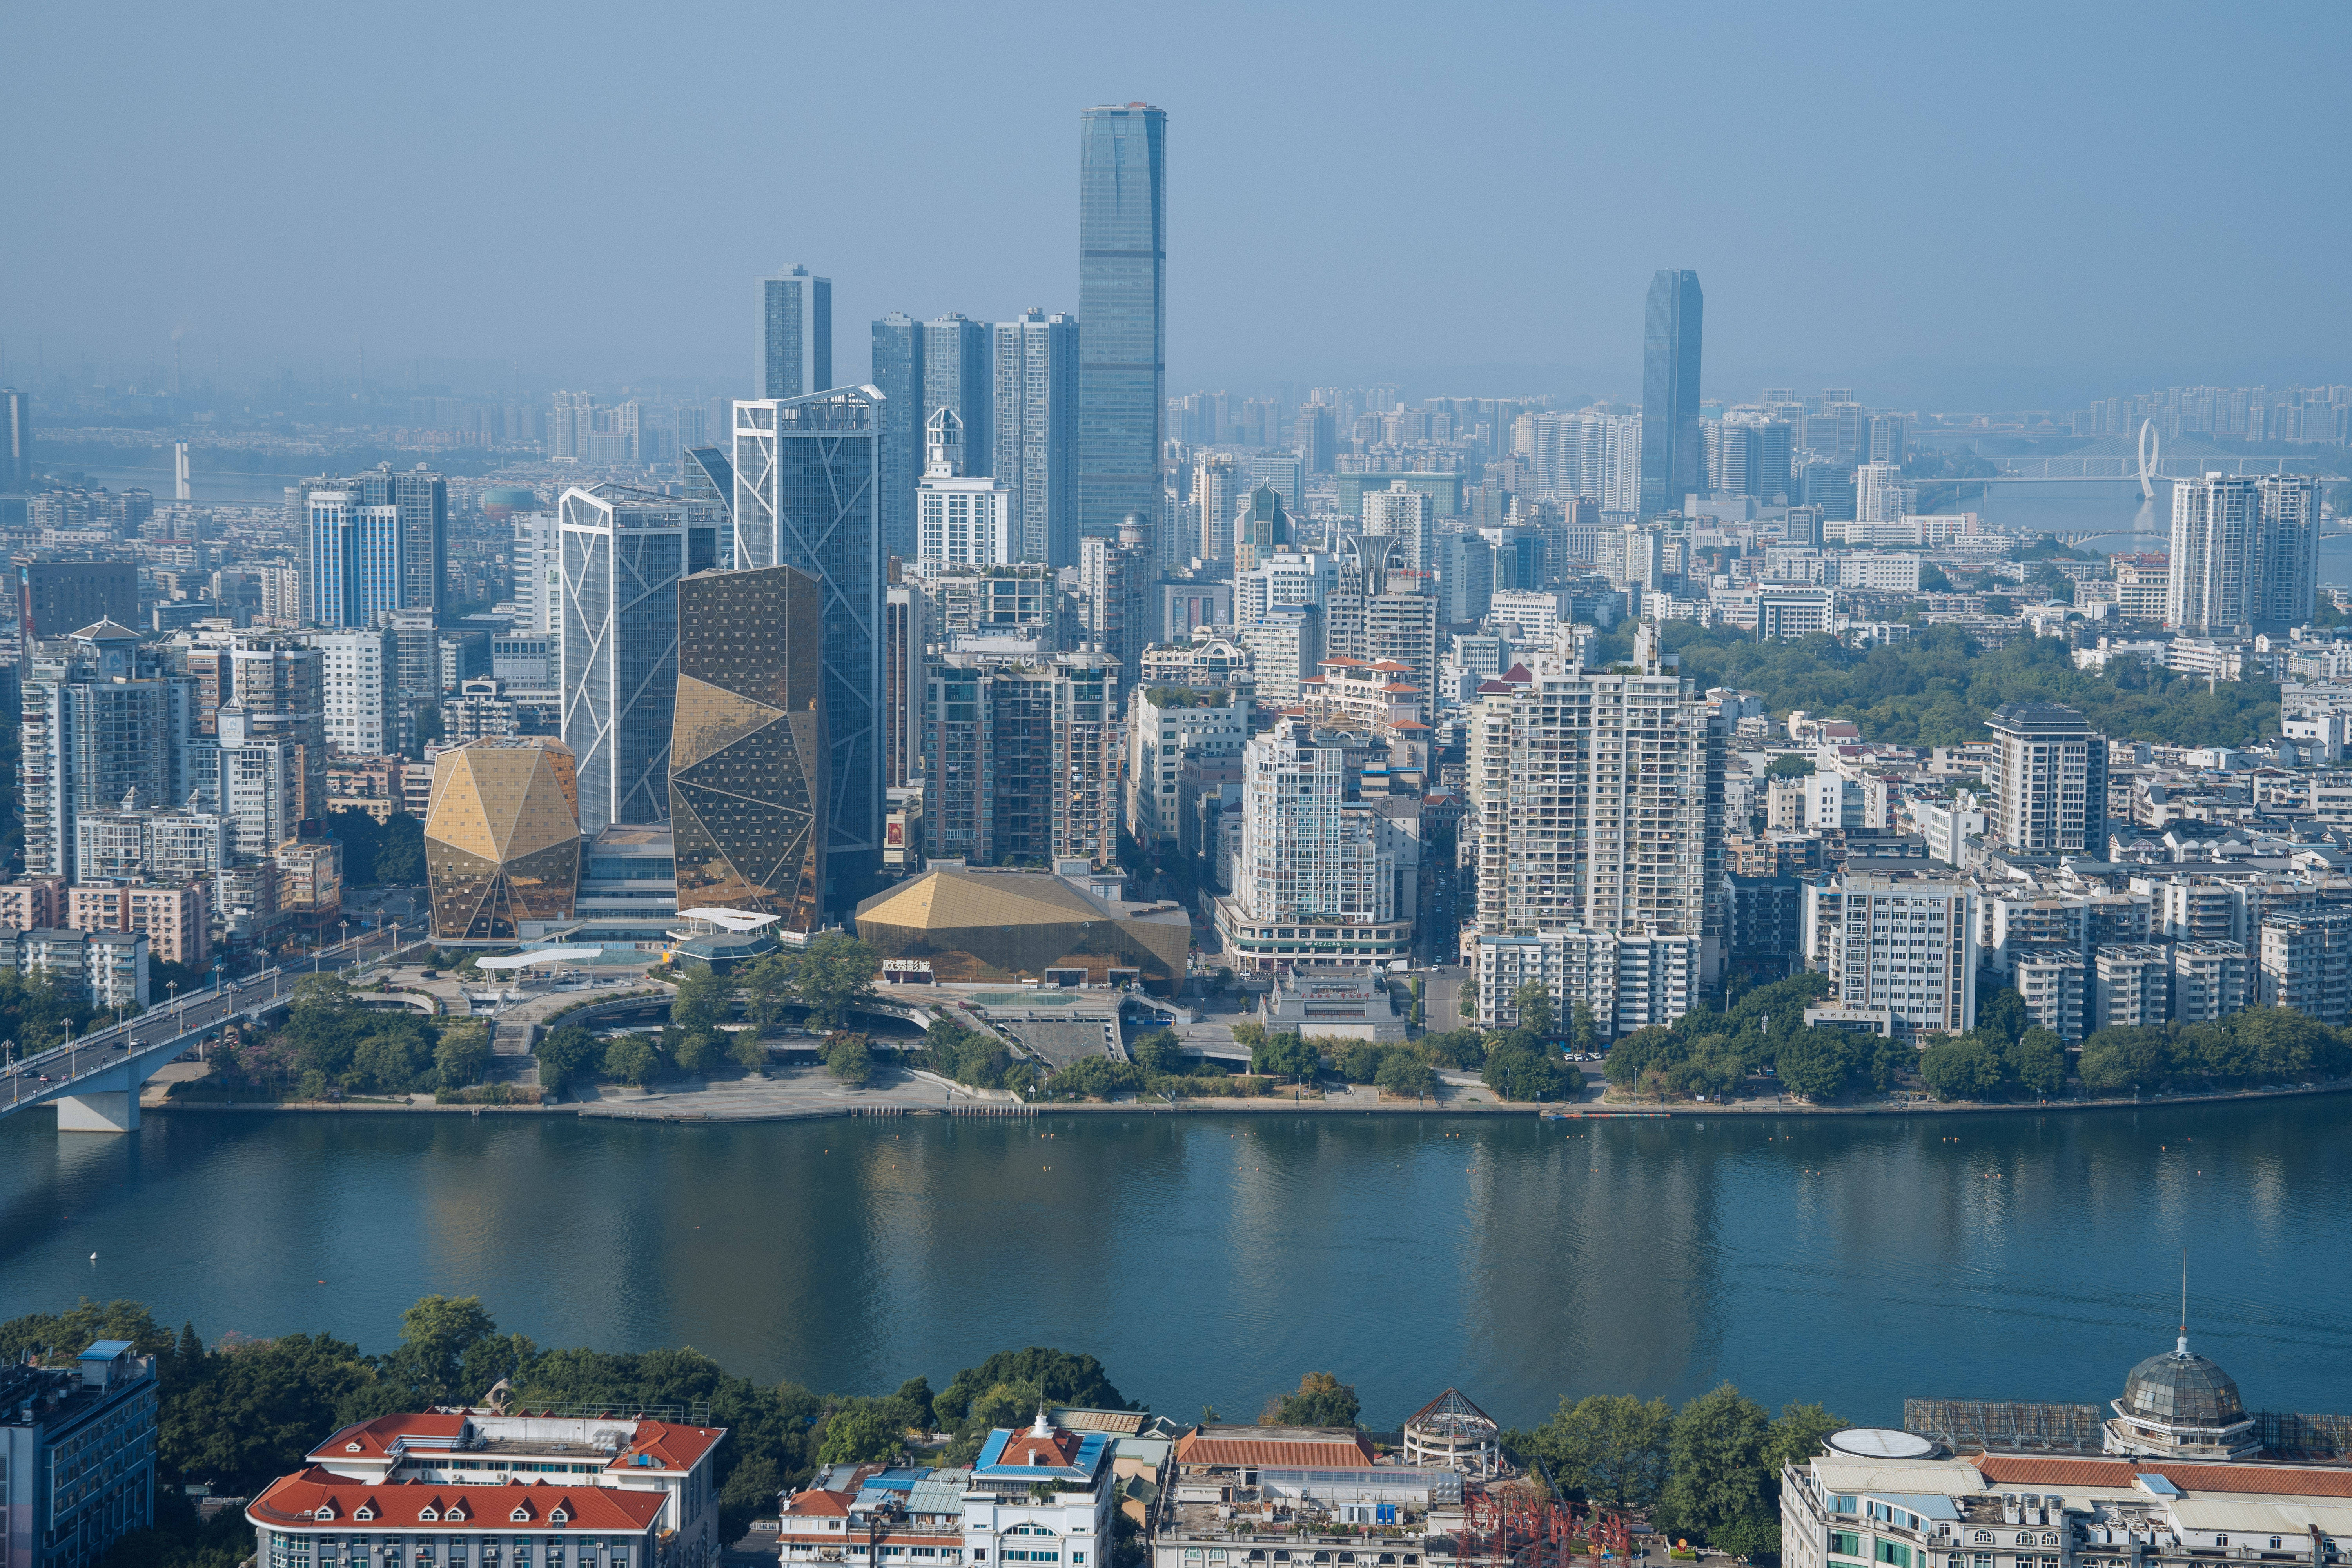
(206, 974, 494, 1101)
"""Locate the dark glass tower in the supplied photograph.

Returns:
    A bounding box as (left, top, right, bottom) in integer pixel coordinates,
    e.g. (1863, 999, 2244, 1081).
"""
(871, 314, 922, 561)
(670, 564, 829, 934)
(763, 265, 832, 401)
(1078, 103, 1166, 559)
(1640, 269, 1703, 516)
(731, 389, 883, 907)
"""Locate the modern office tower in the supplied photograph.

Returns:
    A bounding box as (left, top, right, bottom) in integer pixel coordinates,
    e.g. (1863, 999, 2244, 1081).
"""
(1234, 482, 1291, 575)
(680, 446, 733, 529)
(1361, 481, 1432, 568)
(1640, 269, 1703, 515)
(510, 511, 560, 635)
(1467, 624, 1727, 1030)
(1985, 701, 2109, 856)
(883, 568, 927, 791)
(1214, 719, 1408, 973)
(732, 388, 884, 898)
(920, 649, 1120, 866)
(558, 482, 724, 832)
(0, 387, 28, 492)
(1249, 451, 1305, 514)
(1125, 683, 1248, 851)
(308, 627, 396, 756)
(1867, 413, 1910, 465)
(1853, 461, 1907, 525)
(1192, 452, 1237, 563)
(1079, 524, 1154, 683)
(923, 314, 993, 473)
(1706, 420, 1757, 498)
(423, 737, 582, 940)
(1295, 402, 1336, 474)
(21, 622, 195, 878)
(2167, 472, 2321, 632)
(1078, 102, 1168, 543)
(991, 309, 1080, 568)
(669, 564, 829, 933)
(290, 466, 446, 617)
(1826, 873, 1977, 1036)
(916, 410, 1014, 570)
(1435, 529, 1495, 625)
(762, 263, 832, 401)
(872, 313, 923, 559)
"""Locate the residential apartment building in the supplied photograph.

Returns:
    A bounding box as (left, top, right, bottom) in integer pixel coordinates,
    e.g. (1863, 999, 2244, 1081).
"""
(1986, 702, 2109, 856)
(1824, 873, 1977, 1037)
(0, 1342, 159, 1568)
(1126, 686, 1248, 852)
(920, 651, 1121, 867)
(308, 627, 396, 756)
(1216, 720, 1410, 972)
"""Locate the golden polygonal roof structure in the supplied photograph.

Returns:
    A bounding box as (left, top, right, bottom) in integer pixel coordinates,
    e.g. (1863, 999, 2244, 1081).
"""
(426, 738, 581, 862)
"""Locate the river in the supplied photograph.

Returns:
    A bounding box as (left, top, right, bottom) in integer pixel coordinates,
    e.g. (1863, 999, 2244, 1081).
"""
(3, 1099, 2348, 1431)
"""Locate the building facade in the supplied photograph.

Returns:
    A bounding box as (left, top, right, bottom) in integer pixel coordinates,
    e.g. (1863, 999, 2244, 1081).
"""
(762, 263, 832, 401)
(1639, 269, 1702, 514)
(993, 309, 1080, 568)
(0, 1343, 158, 1568)
(1077, 103, 1167, 544)
(1986, 702, 2109, 856)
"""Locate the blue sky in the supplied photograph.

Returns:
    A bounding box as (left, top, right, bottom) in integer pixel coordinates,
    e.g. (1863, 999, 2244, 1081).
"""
(6, 0, 2347, 408)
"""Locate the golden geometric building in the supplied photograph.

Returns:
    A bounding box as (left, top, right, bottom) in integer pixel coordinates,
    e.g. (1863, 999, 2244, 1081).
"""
(853, 865, 1189, 991)
(668, 564, 829, 933)
(424, 737, 582, 939)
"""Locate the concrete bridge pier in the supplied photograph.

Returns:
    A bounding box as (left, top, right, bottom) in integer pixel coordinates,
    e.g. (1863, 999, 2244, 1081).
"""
(57, 1089, 139, 1133)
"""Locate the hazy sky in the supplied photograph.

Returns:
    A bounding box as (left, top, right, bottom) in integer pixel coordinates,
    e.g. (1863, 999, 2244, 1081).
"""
(9, 1, 2350, 409)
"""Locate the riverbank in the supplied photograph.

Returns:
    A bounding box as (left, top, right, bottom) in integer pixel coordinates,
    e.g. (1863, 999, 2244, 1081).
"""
(146, 1075, 2352, 1121)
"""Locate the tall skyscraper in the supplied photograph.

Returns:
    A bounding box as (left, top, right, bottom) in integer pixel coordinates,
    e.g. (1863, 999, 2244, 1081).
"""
(1234, 482, 1291, 577)
(1078, 102, 1168, 547)
(1639, 269, 1703, 515)
(2167, 472, 2321, 632)
(1985, 701, 2108, 856)
(1295, 401, 1335, 475)
(871, 313, 923, 560)
(289, 467, 446, 617)
(22, 623, 195, 878)
(923, 314, 993, 477)
(1854, 461, 1906, 524)
(763, 264, 833, 401)
(304, 487, 405, 629)
(993, 310, 1079, 566)
(732, 388, 884, 902)
(670, 563, 829, 933)
(557, 482, 724, 831)
(0, 387, 29, 493)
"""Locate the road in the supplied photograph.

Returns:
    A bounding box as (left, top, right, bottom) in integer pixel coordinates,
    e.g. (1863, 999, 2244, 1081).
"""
(0, 927, 412, 1111)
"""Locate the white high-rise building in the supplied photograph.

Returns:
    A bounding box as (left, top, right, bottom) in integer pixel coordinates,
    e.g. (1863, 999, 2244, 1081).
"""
(1530, 410, 1642, 513)
(511, 511, 559, 634)
(915, 409, 1013, 570)
(1361, 481, 1432, 568)
(1823, 872, 1976, 1035)
(1215, 719, 1408, 971)
(1192, 452, 1238, 563)
(2166, 472, 2321, 632)
(1125, 685, 1248, 851)
(307, 628, 396, 757)
(1853, 461, 1906, 524)
(1467, 623, 1725, 1033)
(1985, 701, 2108, 856)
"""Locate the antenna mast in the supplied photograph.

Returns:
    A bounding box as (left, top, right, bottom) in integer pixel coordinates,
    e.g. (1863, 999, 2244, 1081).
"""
(2177, 1249, 2189, 1355)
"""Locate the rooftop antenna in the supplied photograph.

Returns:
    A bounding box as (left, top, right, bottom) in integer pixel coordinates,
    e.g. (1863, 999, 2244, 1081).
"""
(2177, 1249, 2189, 1356)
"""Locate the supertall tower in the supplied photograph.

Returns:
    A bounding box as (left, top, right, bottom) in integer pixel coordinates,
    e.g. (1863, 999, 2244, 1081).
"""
(1639, 269, 1703, 515)
(1077, 102, 1167, 558)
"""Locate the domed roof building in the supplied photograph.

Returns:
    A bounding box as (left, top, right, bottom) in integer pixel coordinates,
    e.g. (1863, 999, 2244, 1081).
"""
(2102, 1335, 2261, 1461)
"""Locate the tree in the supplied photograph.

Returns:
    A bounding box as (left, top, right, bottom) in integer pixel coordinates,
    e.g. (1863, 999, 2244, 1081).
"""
(1268, 1371, 1360, 1428)
(535, 1025, 597, 1094)
(2005, 1027, 2066, 1097)
(1764, 754, 1814, 779)
(670, 963, 729, 1037)
(826, 1033, 873, 1086)
(1766, 1401, 1847, 1474)
(435, 1022, 491, 1089)
(1483, 1038, 1567, 1101)
(673, 1030, 722, 1077)
(1249, 1031, 1320, 1083)
(816, 1400, 906, 1465)
(1976, 987, 2028, 1044)
(380, 1295, 499, 1406)
(1375, 1051, 1435, 1099)
(796, 932, 881, 1030)
(1918, 1036, 2006, 1101)
(740, 951, 799, 1034)
(604, 1034, 661, 1087)
(1513, 980, 1556, 1038)
(1773, 1029, 1853, 1102)
(1661, 1384, 1775, 1544)
(2078, 1026, 2171, 1093)
(1513, 1394, 1672, 1508)
(1571, 1002, 1597, 1057)
(933, 1349, 1126, 1426)
(1131, 1028, 1183, 1075)
(730, 1028, 769, 1077)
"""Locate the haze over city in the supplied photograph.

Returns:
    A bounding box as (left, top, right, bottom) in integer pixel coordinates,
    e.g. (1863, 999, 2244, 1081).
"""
(10, 1, 2352, 404)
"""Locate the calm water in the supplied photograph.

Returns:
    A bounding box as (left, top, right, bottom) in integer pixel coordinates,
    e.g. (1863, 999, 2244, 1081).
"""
(3, 1100, 2349, 1431)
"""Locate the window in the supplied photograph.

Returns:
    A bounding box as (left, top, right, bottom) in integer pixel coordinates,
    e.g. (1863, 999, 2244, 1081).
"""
(2215, 1539, 2227, 1550)
(2015, 1535, 2033, 1547)
(1876, 1543, 1912, 1568)
(1831, 1533, 1864, 1559)
(1974, 1535, 1992, 1546)
(1834, 1500, 1860, 1518)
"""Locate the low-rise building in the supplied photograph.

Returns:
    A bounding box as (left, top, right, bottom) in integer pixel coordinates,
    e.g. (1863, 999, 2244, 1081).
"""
(965, 1414, 1118, 1568)
(2011, 948, 2087, 1043)
(1259, 972, 1406, 1042)
(248, 1474, 668, 1568)
(2090, 943, 2169, 1031)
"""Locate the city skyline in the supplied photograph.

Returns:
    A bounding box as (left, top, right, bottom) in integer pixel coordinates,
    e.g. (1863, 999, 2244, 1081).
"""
(8, 5, 2352, 407)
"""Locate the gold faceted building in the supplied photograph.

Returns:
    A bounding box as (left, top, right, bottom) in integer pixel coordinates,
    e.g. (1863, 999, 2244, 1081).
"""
(854, 865, 1189, 991)
(668, 564, 828, 932)
(424, 737, 583, 939)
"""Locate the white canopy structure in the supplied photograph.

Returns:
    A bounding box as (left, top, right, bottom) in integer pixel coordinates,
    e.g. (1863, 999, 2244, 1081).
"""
(671, 908, 782, 933)
(472, 947, 607, 971)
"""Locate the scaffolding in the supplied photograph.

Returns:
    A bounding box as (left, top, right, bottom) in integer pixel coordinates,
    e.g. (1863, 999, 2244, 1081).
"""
(1457, 1485, 1606, 1568)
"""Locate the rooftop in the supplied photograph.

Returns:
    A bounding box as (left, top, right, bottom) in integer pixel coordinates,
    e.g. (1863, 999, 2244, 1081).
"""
(248, 1468, 669, 1532)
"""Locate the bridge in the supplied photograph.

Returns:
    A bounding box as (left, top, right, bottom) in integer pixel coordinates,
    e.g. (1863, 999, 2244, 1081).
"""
(0, 929, 414, 1133)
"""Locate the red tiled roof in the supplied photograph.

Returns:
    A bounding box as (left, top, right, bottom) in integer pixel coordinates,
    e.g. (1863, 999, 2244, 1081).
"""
(617, 1420, 725, 1472)
(1969, 1455, 2352, 1497)
(1475, 681, 1510, 694)
(310, 1414, 467, 1461)
(1369, 661, 1412, 671)
(1499, 664, 1534, 682)
(1175, 1430, 1377, 1468)
(784, 1489, 853, 1517)
(249, 1469, 668, 1532)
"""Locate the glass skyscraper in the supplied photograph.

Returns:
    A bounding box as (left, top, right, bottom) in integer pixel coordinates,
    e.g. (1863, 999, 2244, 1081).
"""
(871, 314, 922, 561)
(557, 483, 724, 831)
(1078, 102, 1166, 557)
(1640, 269, 1703, 516)
(993, 308, 1079, 568)
(731, 388, 884, 906)
(763, 264, 832, 401)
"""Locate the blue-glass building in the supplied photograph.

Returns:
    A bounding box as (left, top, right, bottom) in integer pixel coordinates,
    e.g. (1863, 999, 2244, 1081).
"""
(1077, 103, 1166, 559)
(993, 308, 1079, 568)
(1640, 268, 1703, 515)
(305, 488, 404, 628)
(763, 264, 832, 401)
(731, 388, 883, 906)
(871, 313, 922, 561)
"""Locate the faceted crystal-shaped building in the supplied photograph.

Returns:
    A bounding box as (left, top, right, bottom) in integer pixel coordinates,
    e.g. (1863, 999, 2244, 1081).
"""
(424, 737, 582, 939)
(668, 564, 828, 934)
